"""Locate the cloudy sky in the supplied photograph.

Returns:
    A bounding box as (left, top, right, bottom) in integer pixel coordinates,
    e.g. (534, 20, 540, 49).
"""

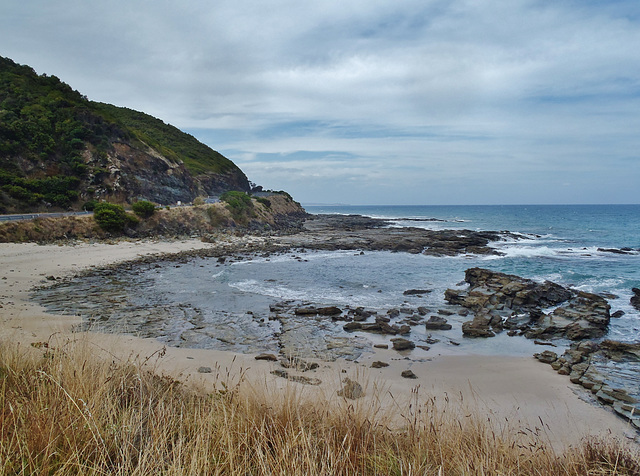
(2, 0, 639, 205)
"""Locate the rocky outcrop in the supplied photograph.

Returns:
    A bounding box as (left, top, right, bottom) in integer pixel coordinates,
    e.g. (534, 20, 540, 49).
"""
(535, 340, 640, 430)
(293, 216, 524, 256)
(446, 268, 611, 340)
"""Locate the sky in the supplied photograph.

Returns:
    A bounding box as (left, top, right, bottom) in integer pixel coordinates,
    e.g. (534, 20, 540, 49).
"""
(1, 0, 639, 205)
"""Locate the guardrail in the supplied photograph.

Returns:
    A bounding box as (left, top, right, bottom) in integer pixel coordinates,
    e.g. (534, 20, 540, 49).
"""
(0, 211, 92, 222)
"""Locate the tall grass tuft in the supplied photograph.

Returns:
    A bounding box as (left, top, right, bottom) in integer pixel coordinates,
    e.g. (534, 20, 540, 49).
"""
(1, 336, 638, 475)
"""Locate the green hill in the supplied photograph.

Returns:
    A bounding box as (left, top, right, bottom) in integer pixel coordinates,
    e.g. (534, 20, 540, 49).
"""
(0, 56, 249, 213)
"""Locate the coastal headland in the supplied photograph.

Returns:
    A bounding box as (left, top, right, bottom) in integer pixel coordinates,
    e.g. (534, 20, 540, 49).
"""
(1, 213, 638, 453)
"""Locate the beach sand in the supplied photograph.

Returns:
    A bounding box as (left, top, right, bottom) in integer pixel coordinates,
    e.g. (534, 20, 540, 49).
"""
(0, 238, 636, 450)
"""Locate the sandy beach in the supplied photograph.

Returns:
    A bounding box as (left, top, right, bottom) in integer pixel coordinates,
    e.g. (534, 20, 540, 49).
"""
(0, 238, 636, 450)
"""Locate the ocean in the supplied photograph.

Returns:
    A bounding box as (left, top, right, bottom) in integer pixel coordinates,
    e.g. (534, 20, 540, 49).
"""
(34, 204, 640, 358)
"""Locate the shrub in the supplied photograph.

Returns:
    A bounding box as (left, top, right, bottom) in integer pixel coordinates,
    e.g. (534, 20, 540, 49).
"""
(132, 200, 156, 218)
(220, 191, 254, 222)
(93, 202, 127, 232)
(256, 197, 271, 208)
(82, 199, 98, 211)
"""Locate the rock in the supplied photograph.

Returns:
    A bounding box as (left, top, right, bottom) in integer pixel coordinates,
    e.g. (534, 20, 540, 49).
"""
(437, 309, 454, 316)
(533, 340, 556, 347)
(373, 344, 389, 349)
(448, 268, 611, 341)
(424, 316, 453, 330)
(338, 378, 364, 399)
(255, 353, 278, 362)
(271, 370, 322, 385)
(343, 322, 362, 331)
(401, 370, 418, 379)
(391, 338, 415, 351)
(631, 288, 640, 311)
(534, 350, 558, 364)
(403, 289, 432, 296)
(197, 366, 212, 374)
(316, 306, 342, 316)
(353, 307, 375, 320)
(295, 307, 318, 315)
(371, 361, 389, 368)
(611, 310, 625, 318)
(461, 315, 495, 338)
(417, 307, 430, 316)
(387, 309, 400, 318)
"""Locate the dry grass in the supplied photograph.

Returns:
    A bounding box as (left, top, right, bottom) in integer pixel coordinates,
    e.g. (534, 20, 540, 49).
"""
(1, 336, 638, 475)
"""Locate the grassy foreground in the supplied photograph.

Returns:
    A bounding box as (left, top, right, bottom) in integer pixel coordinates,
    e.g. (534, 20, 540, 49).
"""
(0, 337, 638, 475)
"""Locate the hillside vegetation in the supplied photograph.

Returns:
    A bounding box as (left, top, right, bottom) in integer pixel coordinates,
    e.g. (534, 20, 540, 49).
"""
(0, 193, 306, 243)
(0, 56, 250, 213)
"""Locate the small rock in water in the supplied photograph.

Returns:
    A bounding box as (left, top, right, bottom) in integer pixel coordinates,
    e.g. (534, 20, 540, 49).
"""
(534, 340, 556, 347)
(403, 289, 432, 296)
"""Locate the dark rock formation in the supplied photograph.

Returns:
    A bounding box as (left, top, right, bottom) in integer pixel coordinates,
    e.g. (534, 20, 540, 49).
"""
(291, 216, 523, 257)
(446, 268, 611, 340)
(403, 289, 432, 296)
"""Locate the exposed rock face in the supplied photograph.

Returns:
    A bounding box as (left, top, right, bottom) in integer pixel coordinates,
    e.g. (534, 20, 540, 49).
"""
(535, 340, 640, 430)
(446, 268, 611, 340)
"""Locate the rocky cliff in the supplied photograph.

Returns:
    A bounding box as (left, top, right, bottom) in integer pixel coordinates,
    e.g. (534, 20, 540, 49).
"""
(0, 56, 250, 213)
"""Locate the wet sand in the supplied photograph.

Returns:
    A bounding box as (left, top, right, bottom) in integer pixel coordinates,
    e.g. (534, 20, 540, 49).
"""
(0, 238, 636, 450)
